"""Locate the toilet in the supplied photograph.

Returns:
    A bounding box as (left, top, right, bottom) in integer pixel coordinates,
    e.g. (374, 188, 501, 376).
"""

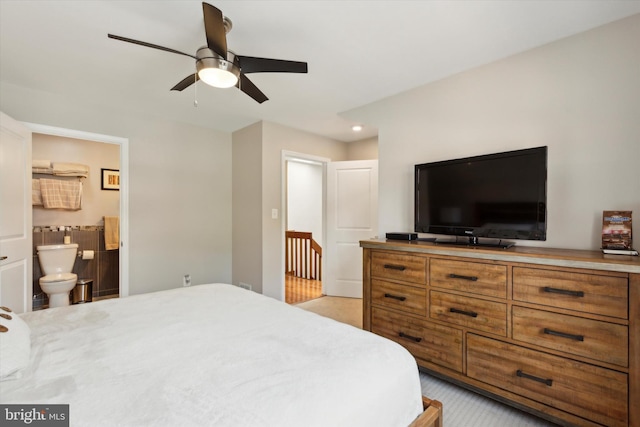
(37, 244, 79, 308)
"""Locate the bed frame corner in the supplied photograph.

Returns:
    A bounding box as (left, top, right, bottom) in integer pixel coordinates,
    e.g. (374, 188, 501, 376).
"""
(409, 396, 443, 427)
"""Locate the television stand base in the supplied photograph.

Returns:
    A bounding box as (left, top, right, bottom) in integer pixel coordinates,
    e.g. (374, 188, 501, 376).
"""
(435, 237, 515, 249)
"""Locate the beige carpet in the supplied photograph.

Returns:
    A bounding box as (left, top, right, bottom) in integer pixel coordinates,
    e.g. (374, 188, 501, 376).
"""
(296, 296, 556, 427)
(294, 296, 362, 328)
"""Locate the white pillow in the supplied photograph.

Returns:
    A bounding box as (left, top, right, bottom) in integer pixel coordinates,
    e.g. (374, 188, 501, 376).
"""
(0, 306, 31, 381)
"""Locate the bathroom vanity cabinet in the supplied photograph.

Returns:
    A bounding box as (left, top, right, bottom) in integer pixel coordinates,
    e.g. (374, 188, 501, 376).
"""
(360, 239, 640, 427)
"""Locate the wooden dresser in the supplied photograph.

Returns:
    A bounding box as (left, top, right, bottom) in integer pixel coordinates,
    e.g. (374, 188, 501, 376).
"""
(360, 239, 640, 427)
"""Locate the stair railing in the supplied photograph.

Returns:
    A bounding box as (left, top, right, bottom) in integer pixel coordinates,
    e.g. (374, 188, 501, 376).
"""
(285, 230, 322, 280)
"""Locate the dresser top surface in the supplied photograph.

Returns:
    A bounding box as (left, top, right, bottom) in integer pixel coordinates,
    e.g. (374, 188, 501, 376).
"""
(361, 239, 640, 274)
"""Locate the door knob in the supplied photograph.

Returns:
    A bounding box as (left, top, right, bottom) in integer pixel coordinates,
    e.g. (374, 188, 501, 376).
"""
(0, 256, 7, 261)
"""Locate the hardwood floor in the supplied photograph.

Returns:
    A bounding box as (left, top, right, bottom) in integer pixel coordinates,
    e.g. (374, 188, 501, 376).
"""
(285, 274, 323, 304)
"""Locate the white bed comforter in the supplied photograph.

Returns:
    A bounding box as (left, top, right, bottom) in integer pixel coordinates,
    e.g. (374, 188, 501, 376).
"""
(1, 284, 423, 427)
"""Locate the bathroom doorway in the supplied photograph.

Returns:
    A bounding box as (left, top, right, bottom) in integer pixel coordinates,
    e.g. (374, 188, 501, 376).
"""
(27, 123, 129, 308)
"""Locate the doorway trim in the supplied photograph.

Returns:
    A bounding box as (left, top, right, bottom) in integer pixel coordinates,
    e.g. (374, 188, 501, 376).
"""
(24, 122, 130, 297)
(280, 150, 330, 300)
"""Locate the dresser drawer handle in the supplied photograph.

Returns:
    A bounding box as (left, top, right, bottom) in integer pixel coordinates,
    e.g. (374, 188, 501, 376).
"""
(543, 328, 584, 342)
(399, 332, 422, 343)
(449, 307, 478, 318)
(384, 293, 407, 302)
(449, 273, 478, 281)
(516, 369, 553, 386)
(542, 287, 584, 297)
(384, 264, 406, 271)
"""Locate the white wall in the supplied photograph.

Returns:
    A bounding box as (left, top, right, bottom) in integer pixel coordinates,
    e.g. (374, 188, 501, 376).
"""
(1, 82, 233, 295)
(344, 14, 640, 250)
(346, 136, 378, 160)
(232, 122, 263, 294)
(32, 133, 120, 226)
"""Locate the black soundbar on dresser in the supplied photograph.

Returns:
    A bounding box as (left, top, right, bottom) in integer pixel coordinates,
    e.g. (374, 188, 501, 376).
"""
(385, 232, 418, 241)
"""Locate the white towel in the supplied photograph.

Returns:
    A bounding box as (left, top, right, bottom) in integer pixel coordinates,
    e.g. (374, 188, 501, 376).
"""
(32, 167, 53, 175)
(39, 179, 82, 210)
(32, 159, 51, 169)
(52, 162, 89, 178)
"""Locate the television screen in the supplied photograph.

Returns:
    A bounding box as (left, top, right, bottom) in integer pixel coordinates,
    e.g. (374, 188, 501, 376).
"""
(414, 146, 547, 245)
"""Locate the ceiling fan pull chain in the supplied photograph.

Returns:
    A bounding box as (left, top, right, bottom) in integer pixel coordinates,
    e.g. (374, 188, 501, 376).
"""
(193, 68, 198, 107)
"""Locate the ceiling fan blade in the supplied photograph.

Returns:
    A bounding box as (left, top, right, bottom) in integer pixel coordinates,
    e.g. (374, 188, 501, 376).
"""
(238, 74, 268, 104)
(237, 56, 308, 74)
(202, 3, 227, 57)
(171, 73, 199, 91)
(108, 34, 196, 59)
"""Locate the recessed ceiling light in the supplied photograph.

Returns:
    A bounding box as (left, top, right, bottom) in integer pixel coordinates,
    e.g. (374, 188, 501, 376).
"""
(352, 125, 363, 132)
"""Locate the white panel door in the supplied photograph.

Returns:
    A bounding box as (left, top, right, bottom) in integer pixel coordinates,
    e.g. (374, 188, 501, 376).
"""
(325, 160, 378, 297)
(0, 112, 32, 313)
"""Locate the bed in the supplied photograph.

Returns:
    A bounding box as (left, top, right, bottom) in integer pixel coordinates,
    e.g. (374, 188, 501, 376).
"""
(1, 283, 441, 426)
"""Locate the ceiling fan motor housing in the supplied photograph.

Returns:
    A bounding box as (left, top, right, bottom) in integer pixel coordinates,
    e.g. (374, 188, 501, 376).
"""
(196, 47, 240, 87)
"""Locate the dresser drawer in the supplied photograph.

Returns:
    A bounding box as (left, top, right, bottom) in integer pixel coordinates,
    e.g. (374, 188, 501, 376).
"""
(430, 258, 507, 298)
(513, 267, 628, 319)
(430, 291, 507, 336)
(512, 306, 628, 367)
(371, 251, 426, 284)
(372, 307, 463, 372)
(371, 279, 426, 316)
(467, 334, 628, 427)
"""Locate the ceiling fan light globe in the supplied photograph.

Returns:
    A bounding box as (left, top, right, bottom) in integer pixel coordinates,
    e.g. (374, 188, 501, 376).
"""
(198, 67, 238, 88)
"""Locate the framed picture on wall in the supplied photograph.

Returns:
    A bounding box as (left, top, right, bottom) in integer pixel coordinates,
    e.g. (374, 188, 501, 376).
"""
(101, 168, 120, 191)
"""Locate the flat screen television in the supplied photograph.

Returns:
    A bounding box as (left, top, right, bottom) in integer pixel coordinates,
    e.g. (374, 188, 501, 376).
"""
(414, 146, 547, 248)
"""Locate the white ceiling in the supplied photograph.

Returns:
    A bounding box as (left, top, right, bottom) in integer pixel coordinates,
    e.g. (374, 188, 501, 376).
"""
(1, 1, 639, 142)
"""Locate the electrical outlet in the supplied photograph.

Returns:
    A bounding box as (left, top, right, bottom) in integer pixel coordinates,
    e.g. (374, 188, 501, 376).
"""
(183, 274, 191, 287)
(238, 282, 252, 291)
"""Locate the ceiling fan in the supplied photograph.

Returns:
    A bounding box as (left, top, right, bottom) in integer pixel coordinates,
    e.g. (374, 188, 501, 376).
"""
(108, 2, 308, 103)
